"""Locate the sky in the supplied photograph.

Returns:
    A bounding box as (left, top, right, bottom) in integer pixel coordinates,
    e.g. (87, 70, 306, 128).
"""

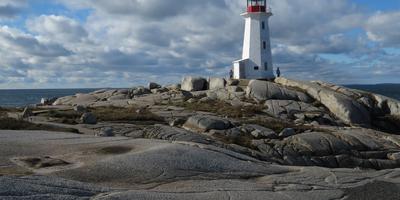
(0, 0, 399, 89)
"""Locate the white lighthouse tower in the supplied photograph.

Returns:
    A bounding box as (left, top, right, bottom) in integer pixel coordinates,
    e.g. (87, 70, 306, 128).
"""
(233, 0, 274, 80)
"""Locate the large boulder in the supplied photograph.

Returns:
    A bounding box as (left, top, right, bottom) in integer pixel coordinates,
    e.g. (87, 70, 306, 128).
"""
(275, 77, 371, 126)
(148, 82, 162, 90)
(183, 115, 233, 132)
(181, 76, 207, 91)
(129, 86, 152, 97)
(208, 77, 226, 90)
(246, 80, 312, 102)
(80, 112, 97, 125)
(372, 94, 400, 116)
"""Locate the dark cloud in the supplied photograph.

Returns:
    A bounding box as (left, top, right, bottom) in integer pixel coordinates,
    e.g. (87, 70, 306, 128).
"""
(0, 0, 26, 19)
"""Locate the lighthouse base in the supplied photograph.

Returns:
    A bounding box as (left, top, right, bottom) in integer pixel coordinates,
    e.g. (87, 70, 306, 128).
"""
(233, 59, 275, 80)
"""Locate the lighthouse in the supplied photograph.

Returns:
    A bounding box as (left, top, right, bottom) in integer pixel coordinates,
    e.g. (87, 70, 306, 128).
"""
(233, 0, 274, 80)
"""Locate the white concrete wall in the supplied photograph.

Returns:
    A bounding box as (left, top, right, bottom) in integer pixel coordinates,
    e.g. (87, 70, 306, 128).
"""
(235, 12, 274, 80)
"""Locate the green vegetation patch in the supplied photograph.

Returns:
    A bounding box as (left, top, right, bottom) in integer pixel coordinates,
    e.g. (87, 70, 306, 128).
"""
(174, 100, 265, 118)
(38, 110, 82, 124)
(90, 106, 165, 123)
(0, 118, 79, 133)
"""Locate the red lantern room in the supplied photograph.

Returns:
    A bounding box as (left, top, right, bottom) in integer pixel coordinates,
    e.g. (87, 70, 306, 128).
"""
(247, 0, 268, 13)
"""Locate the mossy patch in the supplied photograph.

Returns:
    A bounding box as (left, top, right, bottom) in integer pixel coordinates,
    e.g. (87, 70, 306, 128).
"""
(0, 118, 79, 133)
(90, 106, 165, 124)
(173, 100, 265, 118)
(0, 166, 33, 176)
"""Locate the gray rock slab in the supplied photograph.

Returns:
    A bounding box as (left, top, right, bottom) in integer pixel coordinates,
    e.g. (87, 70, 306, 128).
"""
(275, 77, 371, 126)
(246, 80, 312, 102)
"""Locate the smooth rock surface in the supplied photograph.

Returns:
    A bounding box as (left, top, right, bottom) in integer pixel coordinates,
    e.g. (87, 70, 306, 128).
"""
(181, 76, 207, 92)
(184, 115, 233, 132)
(246, 80, 312, 102)
(275, 77, 371, 126)
(208, 77, 226, 90)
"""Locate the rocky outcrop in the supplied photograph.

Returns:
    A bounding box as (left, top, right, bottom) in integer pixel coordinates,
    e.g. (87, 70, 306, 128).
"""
(246, 80, 312, 102)
(148, 82, 162, 90)
(372, 94, 400, 116)
(275, 77, 371, 126)
(252, 128, 400, 169)
(181, 76, 208, 91)
(80, 112, 97, 124)
(208, 77, 226, 90)
(264, 100, 323, 120)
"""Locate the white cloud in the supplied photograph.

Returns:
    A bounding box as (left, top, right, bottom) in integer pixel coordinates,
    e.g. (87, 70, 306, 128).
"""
(27, 15, 88, 43)
(0, 0, 400, 88)
(365, 11, 400, 46)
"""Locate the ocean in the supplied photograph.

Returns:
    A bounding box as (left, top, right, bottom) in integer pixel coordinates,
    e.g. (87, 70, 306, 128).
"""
(0, 89, 100, 108)
(0, 84, 399, 107)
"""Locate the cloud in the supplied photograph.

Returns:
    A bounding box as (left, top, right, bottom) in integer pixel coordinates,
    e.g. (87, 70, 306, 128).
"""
(27, 15, 88, 43)
(0, 0, 26, 19)
(0, 26, 71, 57)
(365, 11, 400, 46)
(1, 0, 400, 88)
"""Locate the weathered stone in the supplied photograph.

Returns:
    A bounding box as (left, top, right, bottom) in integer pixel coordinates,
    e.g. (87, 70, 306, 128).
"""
(388, 152, 400, 161)
(226, 86, 244, 93)
(151, 88, 169, 94)
(279, 128, 296, 137)
(184, 115, 233, 132)
(275, 77, 371, 126)
(165, 84, 181, 90)
(148, 82, 162, 90)
(74, 105, 87, 113)
(186, 98, 197, 103)
(181, 76, 207, 91)
(227, 79, 240, 86)
(372, 94, 400, 116)
(108, 94, 129, 101)
(21, 107, 33, 119)
(246, 80, 312, 102)
(40, 97, 57, 106)
(97, 127, 114, 137)
(80, 112, 97, 124)
(169, 118, 187, 127)
(241, 124, 277, 139)
(264, 100, 322, 119)
(208, 77, 226, 90)
(130, 86, 152, 97)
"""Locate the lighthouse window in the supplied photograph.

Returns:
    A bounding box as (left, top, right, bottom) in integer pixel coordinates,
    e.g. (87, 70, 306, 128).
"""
(263, 41, 266, 49)
(262, 21, 265, 30)
(264, 62, 268, 70)
(254, 66, 259, 70)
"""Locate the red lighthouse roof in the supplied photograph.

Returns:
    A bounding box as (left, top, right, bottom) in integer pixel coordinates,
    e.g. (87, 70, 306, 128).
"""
(247, 0, 269, 13)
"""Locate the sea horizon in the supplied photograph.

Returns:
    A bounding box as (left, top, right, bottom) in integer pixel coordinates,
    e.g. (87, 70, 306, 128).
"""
(0, 83, 399, 108)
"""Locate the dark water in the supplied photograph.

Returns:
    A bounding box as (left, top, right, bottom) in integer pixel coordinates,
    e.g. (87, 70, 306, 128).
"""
(346, 84, 400, 101)
(0, 89, 100, 107)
